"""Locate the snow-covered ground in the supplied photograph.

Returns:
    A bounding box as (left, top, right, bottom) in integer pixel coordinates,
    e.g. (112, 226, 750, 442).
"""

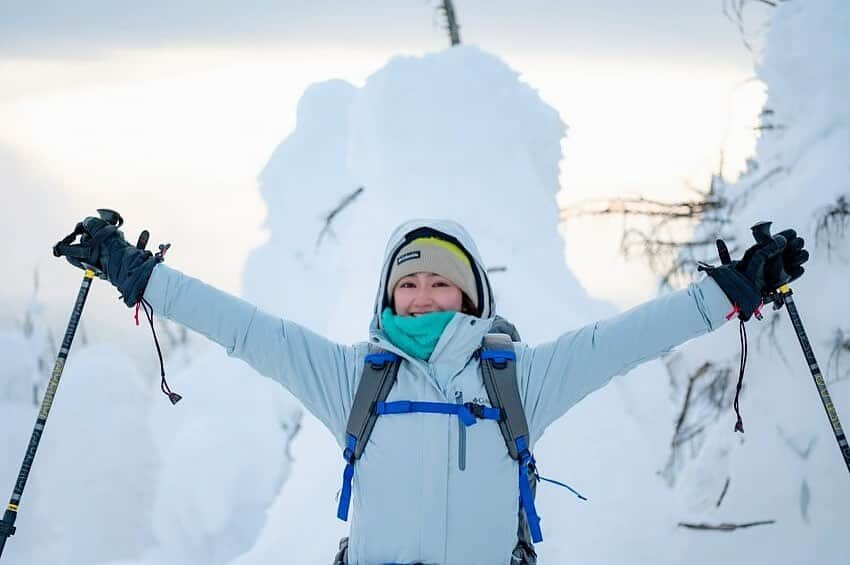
(1, 1, 847, 563)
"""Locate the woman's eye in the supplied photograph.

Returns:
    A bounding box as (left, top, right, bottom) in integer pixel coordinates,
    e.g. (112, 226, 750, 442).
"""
(433, 281, 449, 287)
(400, 282, 416, 288)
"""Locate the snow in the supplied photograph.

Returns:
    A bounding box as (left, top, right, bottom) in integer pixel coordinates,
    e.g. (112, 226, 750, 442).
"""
(1, 1, 848, 563)
(655, 0, 850, 562)
(0, 344, 157, 565)
(146, 348, 299, 565)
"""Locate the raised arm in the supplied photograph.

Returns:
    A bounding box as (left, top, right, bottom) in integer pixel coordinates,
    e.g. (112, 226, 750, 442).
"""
(143, 264, 360, 434)
(519, 224, 809, 441)
(53, 213, 360, 436)
(519, 276, 731, 440)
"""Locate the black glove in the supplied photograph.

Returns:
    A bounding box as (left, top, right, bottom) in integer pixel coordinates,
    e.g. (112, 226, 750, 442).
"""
(763, 228, 808, 285)
(700, 228, 809, 321)
(54, 216, 166, 307)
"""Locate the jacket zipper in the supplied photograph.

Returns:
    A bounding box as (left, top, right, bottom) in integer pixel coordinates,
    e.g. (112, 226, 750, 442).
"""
(455, 390, 466, 471)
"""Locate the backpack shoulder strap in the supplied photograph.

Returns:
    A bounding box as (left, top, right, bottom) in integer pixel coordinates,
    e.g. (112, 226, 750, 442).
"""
(480, 332, 528, 460)
(480, 331, 542, 547)
(345, 345, 401, 460)
(337, 345, 401, 521)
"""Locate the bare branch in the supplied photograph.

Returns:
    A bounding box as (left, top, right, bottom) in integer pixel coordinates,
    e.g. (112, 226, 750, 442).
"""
(814, 195, 850, 258)
(747, 166, 784, 191)
(437, 0, 462, 46)
(678, 520, 775, 531)
(716, 477, 731, 508)
(722, 0, 776, 56)
(800, 479, 811, 524)
(827, 327, 850, 384)
(561, 186, 731, 289)
(723, 0, 756, 54)
(672, 362, 713, 443)
(662, 363, 732, 483)
(620, 228, 729, 290)
(316, 186, 365, 250)
(562, 195, 725, 221)
(776, 426, 817, 459)
(671, 425, 706, 448)
(756, 310, 790, 367)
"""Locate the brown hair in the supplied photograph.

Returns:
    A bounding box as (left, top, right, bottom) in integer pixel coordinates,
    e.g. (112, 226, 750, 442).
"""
(461, 293, 479, 317)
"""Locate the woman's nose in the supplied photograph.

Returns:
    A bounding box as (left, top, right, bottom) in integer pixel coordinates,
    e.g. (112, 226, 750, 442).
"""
(412, 286, 432, 303)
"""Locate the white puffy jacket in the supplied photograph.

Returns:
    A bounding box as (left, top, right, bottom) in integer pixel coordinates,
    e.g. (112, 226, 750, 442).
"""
(143, 219, 732, 564)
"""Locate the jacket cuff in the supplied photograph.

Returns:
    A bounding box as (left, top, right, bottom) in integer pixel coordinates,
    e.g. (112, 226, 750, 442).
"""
(693, 275, 735, 330)
(142, 262, 169, 314)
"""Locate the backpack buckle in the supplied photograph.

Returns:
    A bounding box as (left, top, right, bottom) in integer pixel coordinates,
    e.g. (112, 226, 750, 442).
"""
(465, 402, 486, 419)
(480, 349, 516, 369)
(365, 352, 399, 370)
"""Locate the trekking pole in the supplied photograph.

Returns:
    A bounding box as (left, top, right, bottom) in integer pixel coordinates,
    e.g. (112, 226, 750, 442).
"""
(751, 222, 850, 476)
(0, 209, 122, 560)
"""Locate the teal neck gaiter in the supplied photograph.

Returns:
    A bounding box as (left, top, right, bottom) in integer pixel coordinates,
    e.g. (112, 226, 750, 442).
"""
(381, 308, 456, 361)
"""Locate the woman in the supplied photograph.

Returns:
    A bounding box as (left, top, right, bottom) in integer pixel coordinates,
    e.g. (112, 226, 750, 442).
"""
(56, 215, 807, 565)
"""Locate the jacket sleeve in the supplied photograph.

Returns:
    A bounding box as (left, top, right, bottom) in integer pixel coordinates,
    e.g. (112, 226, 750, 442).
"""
(519, 276, 733, 441)
(142, 264, 360, 435)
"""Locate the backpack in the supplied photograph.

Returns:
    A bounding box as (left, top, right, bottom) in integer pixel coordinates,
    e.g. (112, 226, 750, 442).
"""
(333, 317, 544, 565)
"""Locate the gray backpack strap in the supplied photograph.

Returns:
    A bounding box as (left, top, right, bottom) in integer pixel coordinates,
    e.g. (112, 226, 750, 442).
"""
(490, 314, 521, 342)
(480, 329, 541, 551)
(337, 346, 400, 521)
(480, 333, 528, 460)
(346, 346, 400, 458)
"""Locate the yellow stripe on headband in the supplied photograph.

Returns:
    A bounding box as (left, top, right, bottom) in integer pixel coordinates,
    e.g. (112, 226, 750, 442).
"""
(412, 237, 471, 266)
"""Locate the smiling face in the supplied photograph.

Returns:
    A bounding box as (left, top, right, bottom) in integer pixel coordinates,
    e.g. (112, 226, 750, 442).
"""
(392, 272, 464, 317)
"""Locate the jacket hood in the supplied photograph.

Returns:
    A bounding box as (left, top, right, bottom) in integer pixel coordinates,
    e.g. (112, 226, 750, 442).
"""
(371, 219, 495, 332)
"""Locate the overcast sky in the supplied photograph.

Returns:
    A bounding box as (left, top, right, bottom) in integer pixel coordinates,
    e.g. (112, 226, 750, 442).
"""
(2, 0, 762, 61)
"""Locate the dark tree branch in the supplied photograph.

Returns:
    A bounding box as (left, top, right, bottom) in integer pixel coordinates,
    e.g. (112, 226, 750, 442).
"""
(678, 520, 776, 531)
(747, 166, 784, 191)
(562, 195, 725, 220)
(438, 0, 462, 46)
(776, 426, 817, 459)
(814, 195, 850, 258)
(756, 310, 790, 368)
(562, 185, 730, 289)
(671, 425, 706, 448)
(316, 186, 365, 250)
(722, 0, 776, 56)
(827, 328, 850, 384)
(662, 362, 732, 483)
(716, 477, 731, 508)
(672, 362, 713, 444)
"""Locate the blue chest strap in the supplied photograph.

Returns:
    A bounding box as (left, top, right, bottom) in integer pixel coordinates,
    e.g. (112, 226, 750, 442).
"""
(378, 400, 503, 425)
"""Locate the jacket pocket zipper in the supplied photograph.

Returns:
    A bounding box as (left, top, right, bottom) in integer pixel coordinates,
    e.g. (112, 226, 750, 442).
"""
(455, 390, 466, 471)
